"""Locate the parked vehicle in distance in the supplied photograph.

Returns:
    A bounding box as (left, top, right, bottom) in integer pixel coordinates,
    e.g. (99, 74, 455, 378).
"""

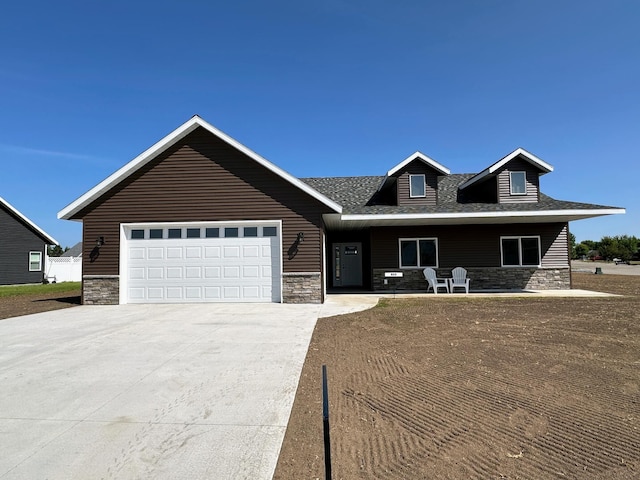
(613, 258, 629, 265)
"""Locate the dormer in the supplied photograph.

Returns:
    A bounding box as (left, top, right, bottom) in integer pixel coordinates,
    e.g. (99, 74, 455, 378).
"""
(458, 148, 553, 204)
(377, 152, 450, 206)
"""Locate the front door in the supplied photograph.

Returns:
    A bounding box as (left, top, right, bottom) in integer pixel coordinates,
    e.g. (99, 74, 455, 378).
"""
(332, 243, 363, 287)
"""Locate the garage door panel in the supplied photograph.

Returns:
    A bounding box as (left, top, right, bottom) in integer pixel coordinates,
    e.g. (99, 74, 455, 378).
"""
(204, 286, 221, 299)
(185, 266, 202, 279)
(167, 267, 182, 279)
(130, 267, 145, 280)
(148, 288, 164, 299)
(185, 287, 202, 299)
(204, 266, 220, 278)
(148, 267, 163, 279)
(223, 286, 241, 299)
(126, 223, 281, 304)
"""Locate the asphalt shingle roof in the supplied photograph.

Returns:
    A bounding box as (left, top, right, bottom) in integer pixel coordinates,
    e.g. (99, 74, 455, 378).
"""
(301, 175, 618, 215)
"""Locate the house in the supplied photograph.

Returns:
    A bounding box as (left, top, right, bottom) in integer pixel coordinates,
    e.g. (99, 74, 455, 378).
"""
(57, 116, 625, 304)
(1, 196, 58, 285)
(61, 242, 83, 258)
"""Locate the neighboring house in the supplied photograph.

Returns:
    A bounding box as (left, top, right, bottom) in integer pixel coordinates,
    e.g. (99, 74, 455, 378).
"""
(57, 116, 625, 305)
(61, 242, 83, 257)
(1, 196, 58, 285)
(46, 242, 83, 283)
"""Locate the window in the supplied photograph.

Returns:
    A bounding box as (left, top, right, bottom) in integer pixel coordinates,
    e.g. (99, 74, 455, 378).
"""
(205, 227, 219, 238)
(168, 228, 182, 239)
(501, 236, 541, 266)
(399, 238, 438, 268)
(243, 227, 258, 237)
(29, 251, 42, 271)
(263, 226, 277, 237)
(510, 171, 527, 195)
(149, 229, 163, 239)
(186, 228, 201, 238)
(225, 227, 238, 238)
(131, 229, 145, 239)
(409, 174, 426, 198)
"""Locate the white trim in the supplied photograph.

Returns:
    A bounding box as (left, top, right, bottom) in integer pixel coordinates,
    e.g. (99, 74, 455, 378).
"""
(340, 208, 626, 222)
(509, 171, 527, 196)
(58, 116, 341, 220)
(0, 196, 58, 245)
(398, 237, 439, 269)
(378, 151, 450, 191)
(459, 148, 554, 191)
(409, 174, 426, 198)
(500, 235, 541, 267)
(29, 251, 43, 272)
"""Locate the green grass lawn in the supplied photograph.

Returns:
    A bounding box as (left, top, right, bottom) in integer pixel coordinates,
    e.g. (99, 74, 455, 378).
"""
(0, 282, 81, 298)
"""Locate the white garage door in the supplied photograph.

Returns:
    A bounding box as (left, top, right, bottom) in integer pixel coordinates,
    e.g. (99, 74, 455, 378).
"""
(123, 222, 281, 303)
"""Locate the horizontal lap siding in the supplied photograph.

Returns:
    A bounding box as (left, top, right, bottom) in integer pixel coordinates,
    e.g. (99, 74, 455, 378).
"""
(497, 157, 540, 203)
(371, 223, 568, 269)
(0, 206, 46, 284)
(396, 164, 438, 206)
(78, 128, 330, 276)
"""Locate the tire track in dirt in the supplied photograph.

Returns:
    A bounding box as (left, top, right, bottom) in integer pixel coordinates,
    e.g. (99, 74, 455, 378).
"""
(339, 353, 638, 479)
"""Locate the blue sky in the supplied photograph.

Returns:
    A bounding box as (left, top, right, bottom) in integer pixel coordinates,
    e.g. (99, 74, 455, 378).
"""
(1, 1, 637, 248)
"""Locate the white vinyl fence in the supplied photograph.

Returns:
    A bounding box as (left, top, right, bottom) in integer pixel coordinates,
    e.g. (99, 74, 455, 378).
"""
(46, 257, 82, 283)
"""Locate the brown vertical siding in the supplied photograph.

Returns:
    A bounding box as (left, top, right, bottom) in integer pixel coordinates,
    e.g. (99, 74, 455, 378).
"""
(497, 157, 540, 203)
(76, 127, 332, 276)
(395, 163, 438, 206)
(370, 223, 569, 269)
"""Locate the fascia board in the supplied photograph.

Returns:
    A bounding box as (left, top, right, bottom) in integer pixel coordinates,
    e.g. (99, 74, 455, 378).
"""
(340, 208, 625, 222)
(0, 196, 58, 245)
(378, 151, 450, 191)
(459, 148, 554, 191)
(58, 116, 341, 220)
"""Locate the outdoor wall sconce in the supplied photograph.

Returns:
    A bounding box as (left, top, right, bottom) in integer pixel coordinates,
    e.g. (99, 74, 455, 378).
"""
(288, 232, 305, 260)
(96, 236, 106, 248)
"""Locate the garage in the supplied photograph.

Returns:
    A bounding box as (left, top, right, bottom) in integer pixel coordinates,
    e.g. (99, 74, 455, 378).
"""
(121, 222, 282, 303)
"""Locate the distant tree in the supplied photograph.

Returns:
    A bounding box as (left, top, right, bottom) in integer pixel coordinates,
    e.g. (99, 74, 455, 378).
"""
(598, 235, 638, 262)
(574, 242, 590, 259)
(581, 239, 599, 251)
(47, 245, 69, 257)
(569, 233, 577, 259)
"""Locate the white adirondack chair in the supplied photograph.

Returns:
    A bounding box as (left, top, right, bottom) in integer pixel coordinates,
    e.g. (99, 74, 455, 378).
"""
(449, 267, 470, 294)
(423, 267, 449, 294)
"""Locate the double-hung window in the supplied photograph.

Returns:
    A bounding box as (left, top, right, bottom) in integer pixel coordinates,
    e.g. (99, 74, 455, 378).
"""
(409, 174, 426, 198)
(510, 171, 527, 195)
(501, 236, 541, 267)
(399, 238, 438, 268)
(29, 251, 42, 271)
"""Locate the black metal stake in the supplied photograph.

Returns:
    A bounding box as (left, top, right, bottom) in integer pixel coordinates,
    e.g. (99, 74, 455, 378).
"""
(322, 365, 332, 480)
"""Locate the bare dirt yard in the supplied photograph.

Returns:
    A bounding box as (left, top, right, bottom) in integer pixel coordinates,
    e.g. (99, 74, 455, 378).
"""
(274, 273, 640, 479)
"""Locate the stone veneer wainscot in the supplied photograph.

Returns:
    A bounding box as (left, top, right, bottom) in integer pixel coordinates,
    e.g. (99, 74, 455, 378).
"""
(373, 267, 570, 291)
(83, 275, 120, 305)
(282, 272, 322, 303)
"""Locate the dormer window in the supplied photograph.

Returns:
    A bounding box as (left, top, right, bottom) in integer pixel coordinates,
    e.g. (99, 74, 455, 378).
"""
(409, 174, 426, 197)
(510, 171, 527, 195)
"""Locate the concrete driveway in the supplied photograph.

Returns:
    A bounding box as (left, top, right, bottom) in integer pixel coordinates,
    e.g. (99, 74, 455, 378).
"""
(0, 300, 375, 479)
